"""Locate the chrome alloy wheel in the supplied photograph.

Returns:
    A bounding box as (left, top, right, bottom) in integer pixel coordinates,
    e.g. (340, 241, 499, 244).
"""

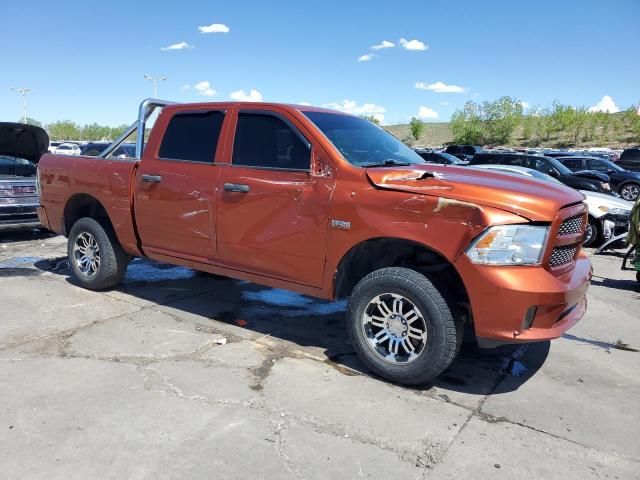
(361, 293, 428, 364)
(73, 232, 101, 277)
(621, 184, 640, 201)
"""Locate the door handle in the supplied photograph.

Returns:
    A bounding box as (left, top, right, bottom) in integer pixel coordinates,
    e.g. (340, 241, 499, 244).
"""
(141, 174, 162, 183)
(223, 183, 250, 193)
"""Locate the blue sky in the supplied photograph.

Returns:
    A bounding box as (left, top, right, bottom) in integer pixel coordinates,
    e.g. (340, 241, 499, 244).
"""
(1, 0, 638, 126)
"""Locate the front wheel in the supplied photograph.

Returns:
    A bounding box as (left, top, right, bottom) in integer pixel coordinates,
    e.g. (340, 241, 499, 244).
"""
(67, 217, 129, 290)
(583, 217, 601, 247)
(620, 183, 640, 202)
(346, 267, 460, 385)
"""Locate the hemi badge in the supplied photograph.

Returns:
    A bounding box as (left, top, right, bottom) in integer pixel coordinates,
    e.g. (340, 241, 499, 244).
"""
(331, 219, 351, 230)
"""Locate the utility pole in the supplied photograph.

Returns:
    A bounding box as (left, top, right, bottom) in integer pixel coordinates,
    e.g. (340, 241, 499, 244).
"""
(143, 74, 167, 98)
(10, 87, 33, 124)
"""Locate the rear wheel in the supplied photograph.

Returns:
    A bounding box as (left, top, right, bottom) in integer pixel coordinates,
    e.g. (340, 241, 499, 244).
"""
(346, 267, 459, 385)
(67, 217, 129, 290)
(583, 217, 601, 247)
(620, 183, 640, 201)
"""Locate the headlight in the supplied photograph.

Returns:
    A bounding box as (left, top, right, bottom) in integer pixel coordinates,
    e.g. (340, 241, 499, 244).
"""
(466, 225, 549, 265)
(597, 206, 631, 216)
(602, 183, 610, 190)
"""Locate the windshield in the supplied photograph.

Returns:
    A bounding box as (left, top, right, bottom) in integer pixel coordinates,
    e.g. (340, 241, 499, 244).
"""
(303, 111, 426, 167)
(544, 157, 572, 175)
(0, 156, 37, 176)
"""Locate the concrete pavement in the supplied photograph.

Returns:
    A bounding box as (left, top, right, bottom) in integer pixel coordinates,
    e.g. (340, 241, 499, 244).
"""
(1, 230, 638, 479)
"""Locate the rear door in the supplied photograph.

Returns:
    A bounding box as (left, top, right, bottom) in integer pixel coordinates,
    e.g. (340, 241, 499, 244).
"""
(215, 107, 334, 287)
(134, 108, 228, 261)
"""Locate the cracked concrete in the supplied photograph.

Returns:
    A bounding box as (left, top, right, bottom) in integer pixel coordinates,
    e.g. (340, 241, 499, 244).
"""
(1, 232, 639, 479)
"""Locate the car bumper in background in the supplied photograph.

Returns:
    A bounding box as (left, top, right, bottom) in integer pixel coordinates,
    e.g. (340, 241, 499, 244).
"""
(0, 204, 40, 230)
(455, 253, 592, 347)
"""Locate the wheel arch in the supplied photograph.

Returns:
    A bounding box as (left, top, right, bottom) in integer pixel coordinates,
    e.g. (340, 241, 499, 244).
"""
(333, 237, 471, 325)
(63, 193, 114, 237)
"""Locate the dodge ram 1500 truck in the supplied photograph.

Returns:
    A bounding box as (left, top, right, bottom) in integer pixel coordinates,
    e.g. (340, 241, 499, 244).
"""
(35, 99, 592, 385)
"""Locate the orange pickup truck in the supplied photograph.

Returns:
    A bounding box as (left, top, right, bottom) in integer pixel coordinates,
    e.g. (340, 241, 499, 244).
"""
(36, 99, 592, 385)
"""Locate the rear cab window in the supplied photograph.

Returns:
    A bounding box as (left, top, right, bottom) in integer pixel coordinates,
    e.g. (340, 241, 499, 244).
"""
(232, 112, 311, 170)
(159, 111, 225, 163)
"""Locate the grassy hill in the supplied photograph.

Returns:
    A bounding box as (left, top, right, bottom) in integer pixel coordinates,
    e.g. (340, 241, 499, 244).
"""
(384, 112, 638, 149)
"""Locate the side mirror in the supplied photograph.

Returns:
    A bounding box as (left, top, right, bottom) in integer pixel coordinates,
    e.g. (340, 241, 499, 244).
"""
(549, 169, 559, 178)
(313, 154, 332, 177)
(607, 168, 615, 174)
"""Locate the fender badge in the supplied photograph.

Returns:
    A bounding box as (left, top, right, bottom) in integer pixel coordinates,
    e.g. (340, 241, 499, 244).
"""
(331, 219, 351, 230)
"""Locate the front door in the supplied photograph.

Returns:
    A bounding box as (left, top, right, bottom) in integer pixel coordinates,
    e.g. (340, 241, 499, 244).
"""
(134, 109, 227, 261)
(216, 108, 334, 287)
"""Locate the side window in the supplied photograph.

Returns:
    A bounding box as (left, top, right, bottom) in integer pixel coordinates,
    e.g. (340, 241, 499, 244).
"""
(586, 159, 607, 171)
(502, 155, 524, 166)
(232, 112, 310, 170)
(158, 111, 225, 163)
(563, 159, 583, 170)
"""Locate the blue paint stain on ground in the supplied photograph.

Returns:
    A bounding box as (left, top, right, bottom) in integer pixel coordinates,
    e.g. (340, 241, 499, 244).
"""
(124, 258, 196, 283)
(243, 288, 347, 317)
(0, 256, 43, 268)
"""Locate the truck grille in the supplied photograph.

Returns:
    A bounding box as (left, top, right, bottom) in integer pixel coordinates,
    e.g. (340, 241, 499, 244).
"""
(549, 243, 579, 268)
(557, 214, 584, 236)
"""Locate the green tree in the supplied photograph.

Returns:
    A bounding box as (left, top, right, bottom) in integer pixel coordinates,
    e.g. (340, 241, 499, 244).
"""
(451, 101, 484, 144)
(361, 114, 381, 126)
(46, 121, 81, 141)
(409, 117, 425, 141)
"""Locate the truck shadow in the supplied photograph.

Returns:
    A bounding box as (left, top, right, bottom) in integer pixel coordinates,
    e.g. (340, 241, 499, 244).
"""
(34, 257, 549, 396)
(0, 229, 56, 244)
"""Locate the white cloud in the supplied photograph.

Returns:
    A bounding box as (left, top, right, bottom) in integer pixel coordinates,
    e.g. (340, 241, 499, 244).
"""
(322, 100, 386, 123)
(439, 101, 450, 106)
(230, 89, 263, 102)
(161, 41, 194, 51)
(371, 40, 395, 50)
(415, 81, 466, 93)
(418, 106, 439, 120)
(399, 38, 428, 51)
(198, 23, 230, 34)
(180, 84, 191, 90)
(193, 81, 216, 97)
(298, 102, 313, 106)
(520, 101, 530, 110)
(358, 53, 374, 62)
(588, 95, 620, 113)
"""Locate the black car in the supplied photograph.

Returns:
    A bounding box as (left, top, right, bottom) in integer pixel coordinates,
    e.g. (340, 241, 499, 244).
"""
(557, 156, 640, 201)
(443, 145, 482, 162)
(414, 149, 469, 165)
(469, 152, 613, 194)
(617, 148, 640, 172)
(80, 142, 136, 157)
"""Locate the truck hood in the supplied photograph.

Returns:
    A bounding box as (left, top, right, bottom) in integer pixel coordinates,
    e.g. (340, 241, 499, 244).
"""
(366, 164, 585, 221)
(0, 122, 49, 163)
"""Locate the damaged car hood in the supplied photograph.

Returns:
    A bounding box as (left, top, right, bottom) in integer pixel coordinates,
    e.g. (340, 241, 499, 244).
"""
(0, 123, 49, 163)
(366, 164, 585, 221)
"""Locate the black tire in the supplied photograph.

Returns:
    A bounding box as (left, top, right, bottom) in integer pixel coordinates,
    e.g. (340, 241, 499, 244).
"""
(583, 217, 601, 248)
(346, 267, 459, 385)
(67, 217, 129, 290)
(619, 182, 640, 202)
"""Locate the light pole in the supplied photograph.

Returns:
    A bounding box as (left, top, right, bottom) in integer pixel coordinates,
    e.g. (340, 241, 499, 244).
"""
(143, 74, 167, 98)
(10, 87, 34, 124)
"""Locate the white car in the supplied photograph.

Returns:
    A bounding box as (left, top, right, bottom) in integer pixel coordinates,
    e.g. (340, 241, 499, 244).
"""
(52, 143, 81, 155)
(469, 164, 633, 247)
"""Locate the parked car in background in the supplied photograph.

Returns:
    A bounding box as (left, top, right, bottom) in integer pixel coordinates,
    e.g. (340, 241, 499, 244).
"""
(443, 144, 482, 161)
(0, 123, 49, 230)
(48, 141, 62, 153)
(470, 164, 632, 247)
(414, 149, 469, 165)
(617, 148, 640, 172)
(557, 156, 640, 201)
(469, 152, 613, 194)
(53, 143, 81, 155)
(80, 142, 136, 157)
(34, 99, 592, 385)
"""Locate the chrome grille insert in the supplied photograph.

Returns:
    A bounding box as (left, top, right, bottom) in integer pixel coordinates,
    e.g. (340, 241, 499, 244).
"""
(557, 214, 584, 236)
(549, 243, 579, 268)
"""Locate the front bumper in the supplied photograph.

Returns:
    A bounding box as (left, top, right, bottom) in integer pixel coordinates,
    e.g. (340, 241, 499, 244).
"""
(0, 204, 40, 230)
(455, 252, 592, 346)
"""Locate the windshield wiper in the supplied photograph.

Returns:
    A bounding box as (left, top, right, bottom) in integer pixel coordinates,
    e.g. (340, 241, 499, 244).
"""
(362, 159, 413, 168)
